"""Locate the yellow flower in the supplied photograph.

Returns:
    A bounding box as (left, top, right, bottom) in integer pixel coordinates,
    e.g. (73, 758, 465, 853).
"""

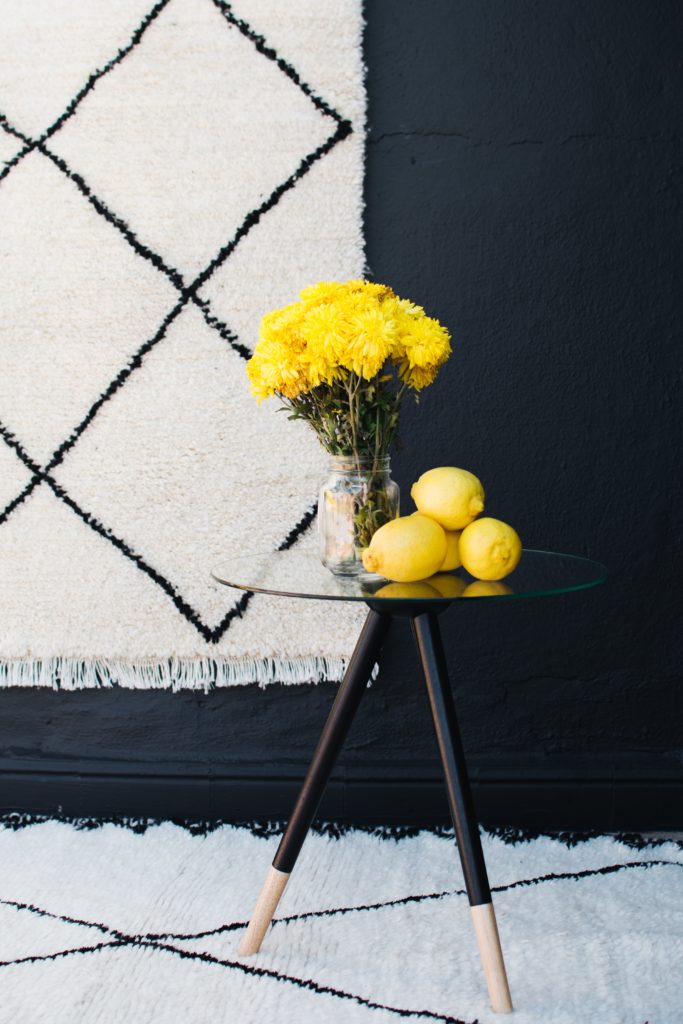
(400, 362, 440, 390)
(396, 314, 452, 370)
(246, 279, 452, 401)
(299, 281, 348, 305)
(345, 304, 397, 378)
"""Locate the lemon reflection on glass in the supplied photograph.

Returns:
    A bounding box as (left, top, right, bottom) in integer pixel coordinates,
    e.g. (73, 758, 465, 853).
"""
(462, 580, 514, 598)
(429, 573, 467, 598)
(372, 573, 469, 600)
(370, 574, 514, 600)
(373, 581, 443, 600)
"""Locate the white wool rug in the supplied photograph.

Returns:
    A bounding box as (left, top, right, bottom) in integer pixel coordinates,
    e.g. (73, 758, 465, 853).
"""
(0, 818, 681, 1023)
(0, 0, 366, 690)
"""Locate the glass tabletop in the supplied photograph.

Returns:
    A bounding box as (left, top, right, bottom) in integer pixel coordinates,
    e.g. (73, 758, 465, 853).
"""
(212, 549, 607, 604)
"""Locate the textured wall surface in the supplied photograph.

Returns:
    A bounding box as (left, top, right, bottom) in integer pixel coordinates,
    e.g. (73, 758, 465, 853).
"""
(1, 0, 681, 826)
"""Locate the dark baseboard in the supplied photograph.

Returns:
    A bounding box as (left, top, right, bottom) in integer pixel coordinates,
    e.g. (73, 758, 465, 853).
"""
(1, 755, 681, 830)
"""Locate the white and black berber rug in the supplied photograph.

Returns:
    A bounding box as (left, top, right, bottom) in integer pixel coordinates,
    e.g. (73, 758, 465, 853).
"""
(0, 0, 367, 690)
(0, 818, 681, 1023)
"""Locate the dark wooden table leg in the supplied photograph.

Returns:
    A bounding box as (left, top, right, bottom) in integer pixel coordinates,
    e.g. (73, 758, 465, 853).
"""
(412, 610, 513, 1014)
(239, 607, 391, 955)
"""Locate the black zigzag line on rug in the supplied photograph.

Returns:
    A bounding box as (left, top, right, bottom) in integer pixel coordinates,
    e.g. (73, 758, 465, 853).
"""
(0, 15, 351, 642)
(0, 894, 475, 1024)
(0, 421, 44, 527)
(46, 484, 313, 649)
(0, 126, 338, 639)
(193, 297, 252, 359)
(2, 859, 678, 1024)
(0, 478, 39, 527)
(0, 940, 127, 970)
(1, 111, 249, 364)
(0, 895, 465, 1021)
(0, 935, 475, 1024)
(3, 859, 680, 948)
(0, 421, 246, 645)
(138, 938, 476, 1024)
(0, 0, 171, 185)
(39, 141, 252, 359)
(42, 143, 186, 291)
(0, 417, 41, 524)
(4, 857, 680, 1024)
(0, 127, 344, 635)
(211, 0, 347, 125)
(191, 117, 352, 296)
(47, 477, 250, 646)
(40, 118, 349, 481)
(0, 421, 42, 475)
(150, 859, 683, 940)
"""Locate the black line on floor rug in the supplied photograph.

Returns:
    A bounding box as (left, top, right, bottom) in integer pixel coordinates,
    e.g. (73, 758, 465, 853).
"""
(3, 859, 680, 946)
(0, 940, 126, 970)
(2, 857, 679, 1023)
(0, 896, 472, 1022)
(147, 858, 683, 941)
(135, 937, 477, 1024)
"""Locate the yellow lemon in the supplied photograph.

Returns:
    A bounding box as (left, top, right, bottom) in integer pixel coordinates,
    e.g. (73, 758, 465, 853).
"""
(463, 580, 513, 598)
(440, 530, 462, 570)
(428, 573, 467, 598)
(362, 514, 447, 582)
(459, 518, 522, 580)
(411, 467, 485, 530)
(374, 581, 442, 599)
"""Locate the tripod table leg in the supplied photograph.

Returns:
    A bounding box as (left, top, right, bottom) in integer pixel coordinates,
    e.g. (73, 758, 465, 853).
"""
(239, 608, 391, 956)
(412, 611, 513, 1014)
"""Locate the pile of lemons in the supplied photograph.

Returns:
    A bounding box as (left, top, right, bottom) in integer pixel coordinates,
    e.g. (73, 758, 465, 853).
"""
(361, 466, 522, 587)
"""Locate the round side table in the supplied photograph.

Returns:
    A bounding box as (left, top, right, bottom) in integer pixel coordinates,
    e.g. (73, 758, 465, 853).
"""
(213, 549, 606, 1014)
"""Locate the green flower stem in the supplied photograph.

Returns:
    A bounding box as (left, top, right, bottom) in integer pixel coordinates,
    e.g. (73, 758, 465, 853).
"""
(281, 365, 411, 549)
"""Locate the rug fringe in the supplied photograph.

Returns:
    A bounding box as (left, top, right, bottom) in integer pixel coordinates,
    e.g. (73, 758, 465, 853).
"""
(0, 656, 373, 691)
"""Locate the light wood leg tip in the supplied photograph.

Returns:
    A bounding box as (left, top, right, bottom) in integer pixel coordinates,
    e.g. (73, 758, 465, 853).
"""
(470, 902, 513, 1013)
(238, 866, 290, 957)
(238, 936, 260, 957)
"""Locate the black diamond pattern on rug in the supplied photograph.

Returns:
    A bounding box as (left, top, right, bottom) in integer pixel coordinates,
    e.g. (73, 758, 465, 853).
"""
(0, 0, 355, 647)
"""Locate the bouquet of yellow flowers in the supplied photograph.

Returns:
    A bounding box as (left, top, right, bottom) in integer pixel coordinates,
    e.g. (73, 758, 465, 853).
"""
(247, 280, 452, 569)
(247, 279, 451, 455)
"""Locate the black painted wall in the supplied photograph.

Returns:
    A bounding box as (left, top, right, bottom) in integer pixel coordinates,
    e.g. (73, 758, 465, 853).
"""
(1, 0, 681, 828)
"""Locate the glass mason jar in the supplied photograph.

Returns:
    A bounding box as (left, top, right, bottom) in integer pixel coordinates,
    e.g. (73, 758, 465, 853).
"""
(318, 455, 400, 575)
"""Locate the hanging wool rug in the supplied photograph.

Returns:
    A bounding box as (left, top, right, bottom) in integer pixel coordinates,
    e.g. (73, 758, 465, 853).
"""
(0, 0, 367, 689)
(0, 818, 681, 1023)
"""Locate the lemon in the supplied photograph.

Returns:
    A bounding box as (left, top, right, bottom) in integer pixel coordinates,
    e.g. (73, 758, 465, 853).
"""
(361, 513, 447, 582)
(374, 581, 442, 599)
(429, 573, 467, 598)
(411, 467, 485, 530)
(459, 517, 522, 580)
(463, 580, 513, 598)
(440, 530, 462, 570)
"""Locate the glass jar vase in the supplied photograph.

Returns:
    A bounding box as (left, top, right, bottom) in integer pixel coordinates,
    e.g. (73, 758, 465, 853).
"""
(318, 455, 400, 576)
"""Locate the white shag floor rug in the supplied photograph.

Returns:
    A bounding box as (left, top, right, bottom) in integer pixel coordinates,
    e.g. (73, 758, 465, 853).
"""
(0, 0, 366, 691)
(0, 818, 681, 1023)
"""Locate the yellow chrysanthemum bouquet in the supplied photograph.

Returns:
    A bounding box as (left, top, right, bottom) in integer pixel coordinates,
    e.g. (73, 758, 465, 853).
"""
(247, 280, 452, 573)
